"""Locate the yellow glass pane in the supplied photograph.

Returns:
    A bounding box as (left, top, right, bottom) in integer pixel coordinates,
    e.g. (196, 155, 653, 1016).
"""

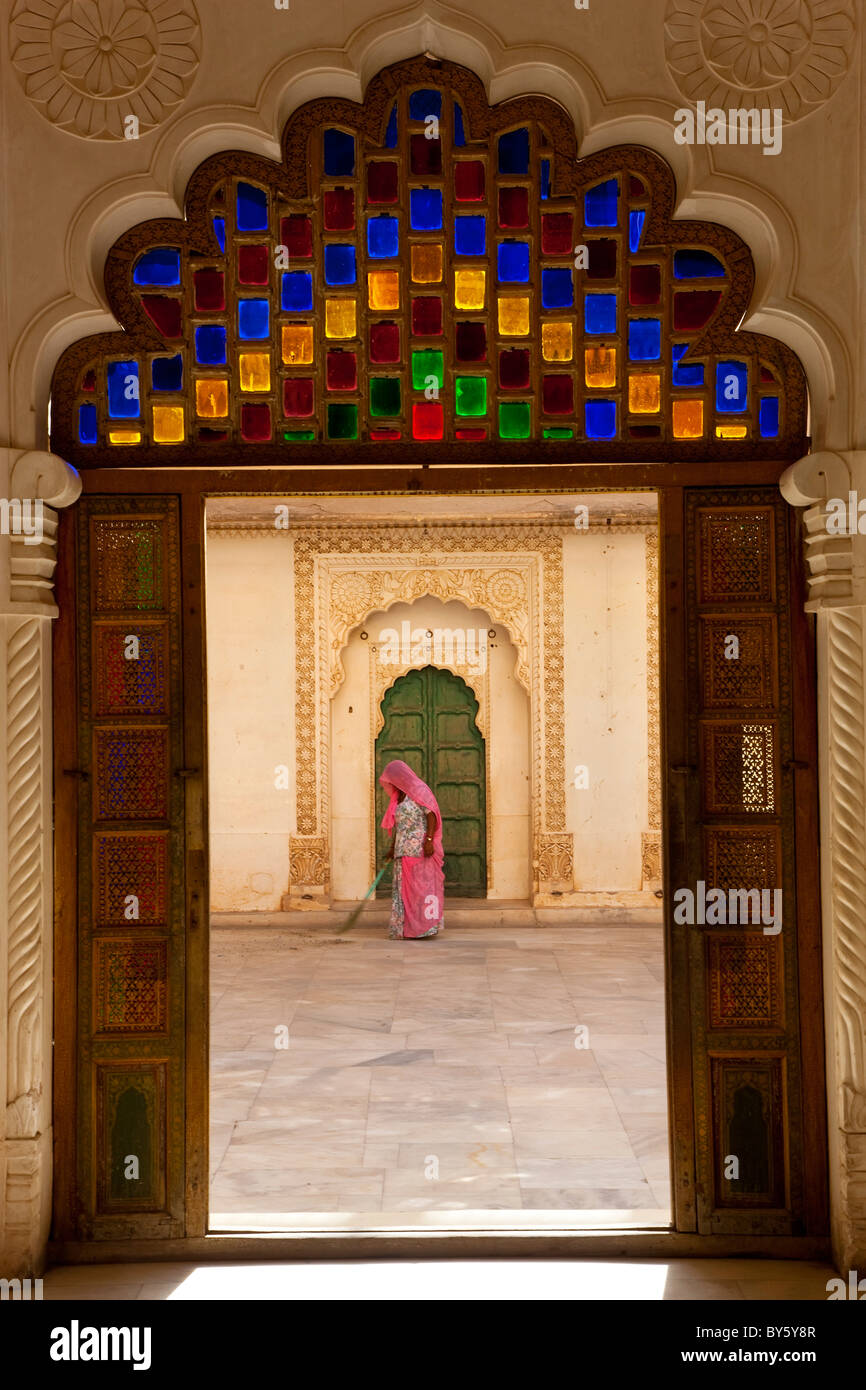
(411, 244, 443, 284)
(672, 399, 704, 438)
(716, 424, 748, 438)
(368, 270, 400, 311)
(628, 374, 661, 414)
(108, 430, 141, 445)
(542, 322, 573, 362)
(455, 269, 486, 311)
(239, 353, 271, 393)
(152, 405, 184, 443)
(498, 296, 529, 336)
(585, 346, 616, 388)
(195, 379, 228, 418)
(325, 299, 357, 340)
(282, 324, 314, 365)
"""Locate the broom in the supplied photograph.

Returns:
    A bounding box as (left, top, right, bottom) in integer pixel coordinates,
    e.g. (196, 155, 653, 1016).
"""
(335, 864, 389, 933)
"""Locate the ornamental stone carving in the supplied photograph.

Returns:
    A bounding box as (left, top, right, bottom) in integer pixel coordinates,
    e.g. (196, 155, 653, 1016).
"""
(10, 0, 201, 140)
(664, 0, 854, 121)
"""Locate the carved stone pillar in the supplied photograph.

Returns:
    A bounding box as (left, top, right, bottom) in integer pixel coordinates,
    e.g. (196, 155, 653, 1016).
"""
(780, 449, 866, 1273)
(0, 449, 81, 1277)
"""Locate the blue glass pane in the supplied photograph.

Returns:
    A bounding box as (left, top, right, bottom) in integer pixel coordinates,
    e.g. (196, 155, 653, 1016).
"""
(385, 104, 398, 149)
(107, 360, 140, 418)
(497, 241, 530, 283)
(195, 325, 227, 366)
(133, 248, 180, 287)
(759, 396, 780, 438)
(716, 360, 749, 412)
(323, 129, 355, 176)
(324, 244, 357, 285)
(281, 272, 314, 312)
(542, 267, 574, 309)
(238, 299, 269, 339)
(628, 318, 661, 361)
(236, 182, 268, 232)
(410, 188, 443, 231)
(367, 217, 399, 259)
(78, 402, 97, 444)
(152, 354, 183, 392)
(585, 400, 617, 440)
(674, 249, 725, 278)
(454, 215, 486, 256)
(498, 128, 530, 175)
(454, 102, 466, 147)
(585, 294, 617, 334)
(672, 343, 704, 387)
(628, 209, 645, 254)
(213, 216, 226, 252)
(585, 178, 619, 227)
(409, 89, 442, 120)
(540, 159, 550, 201)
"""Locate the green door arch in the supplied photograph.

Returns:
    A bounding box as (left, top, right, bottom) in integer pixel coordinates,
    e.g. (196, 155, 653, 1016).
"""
(375, 665, 486, 898)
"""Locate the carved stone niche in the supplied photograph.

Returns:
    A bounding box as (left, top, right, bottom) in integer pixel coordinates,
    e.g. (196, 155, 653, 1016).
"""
(284, 835, 330, 910)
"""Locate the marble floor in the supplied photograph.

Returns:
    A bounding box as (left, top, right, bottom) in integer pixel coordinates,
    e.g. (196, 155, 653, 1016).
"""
(210, 920, 670, 1225)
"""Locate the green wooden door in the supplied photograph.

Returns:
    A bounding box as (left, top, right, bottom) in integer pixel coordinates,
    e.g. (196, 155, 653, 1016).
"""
(375, 665, 486, 897)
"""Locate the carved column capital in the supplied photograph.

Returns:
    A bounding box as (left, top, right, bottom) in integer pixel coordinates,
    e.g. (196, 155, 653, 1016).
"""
(1, 448, 81, 617)
(780, 450, 866, 612)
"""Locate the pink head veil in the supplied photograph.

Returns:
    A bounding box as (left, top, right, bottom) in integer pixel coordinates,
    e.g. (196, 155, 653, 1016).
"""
(379, 759, 444, 860)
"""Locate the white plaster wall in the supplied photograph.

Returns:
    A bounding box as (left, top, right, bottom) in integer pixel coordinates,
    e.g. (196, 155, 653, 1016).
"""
(205, 532, 294, 911)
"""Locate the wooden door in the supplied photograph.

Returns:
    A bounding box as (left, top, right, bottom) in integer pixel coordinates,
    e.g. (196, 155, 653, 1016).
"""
(375, 665, 486, 897)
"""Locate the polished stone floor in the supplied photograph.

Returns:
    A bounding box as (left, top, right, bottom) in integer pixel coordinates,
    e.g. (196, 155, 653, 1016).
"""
(210, 920, 670, 1225)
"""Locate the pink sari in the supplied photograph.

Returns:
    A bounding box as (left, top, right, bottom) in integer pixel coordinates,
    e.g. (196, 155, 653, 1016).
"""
(379, 759, 445, 938)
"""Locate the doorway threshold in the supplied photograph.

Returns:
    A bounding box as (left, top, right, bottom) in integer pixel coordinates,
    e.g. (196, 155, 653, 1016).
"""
(209, 1208, 671, 1233)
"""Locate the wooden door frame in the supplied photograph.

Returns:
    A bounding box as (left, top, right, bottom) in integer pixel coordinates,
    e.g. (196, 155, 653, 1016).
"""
(51, 459, 829, 1260)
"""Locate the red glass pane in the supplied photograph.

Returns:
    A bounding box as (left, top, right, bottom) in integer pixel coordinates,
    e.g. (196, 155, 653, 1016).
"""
(541, 213, 573, 255)
(198, 428, 228, 441)
(456, 428, 486, 440)
(238, 245, 269, 284)
(411, 297, 442, 336)
(499, 349, 530, 389)
(410, 133, 442, 176)
(498, 187, 529, 229)
(241, 403, 272, 440)
(629, 265, 661, 306)
(456, 321, 487, 362)
(371, 428, 401, 440)
(412, 402, 444, 440)
(367, 162, 399, 204)
(81, 369, 96, 392)
(283, 379, 315, 417)
(760, 365, 776, 383)
(323, 188, 355, 230)
(326, 351, 357, 391)
(629, 175, 646, 198)
(454, 161, 485, 201)
(141, 295, 183, 338)
(194, 269, 225, 311)
(587, 240, 617, 278)
(542, 375, 574, 415)
(369, 323, 401, 363)
(280, 216, 312, 258)
(673, 290, 722, 331)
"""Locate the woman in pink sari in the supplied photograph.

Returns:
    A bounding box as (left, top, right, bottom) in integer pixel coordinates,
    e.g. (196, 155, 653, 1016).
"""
(379, 759, 445, 939)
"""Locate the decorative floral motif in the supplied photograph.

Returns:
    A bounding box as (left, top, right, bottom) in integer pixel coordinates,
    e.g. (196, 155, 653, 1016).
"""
(10, 0, 200, 140)
(665, 0, 854, 121)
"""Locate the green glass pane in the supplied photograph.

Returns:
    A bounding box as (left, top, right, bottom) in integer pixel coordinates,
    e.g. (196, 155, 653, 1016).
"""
(455, 376, 487, 417)
(327, 403, 358, 439)
(499, 401, 531, 439)
(283, 430, 316, 441)
(411, 349, 444, 391)
(543, 427, 573, 439)
(370, 376, 402, 417)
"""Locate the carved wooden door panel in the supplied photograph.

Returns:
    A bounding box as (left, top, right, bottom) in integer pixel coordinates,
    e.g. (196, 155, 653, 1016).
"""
(667, 487, 826, 1236)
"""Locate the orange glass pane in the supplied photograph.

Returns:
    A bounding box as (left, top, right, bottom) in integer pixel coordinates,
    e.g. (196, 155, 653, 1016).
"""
(716, 424, 748, 438)
(628, 374, 661, 414)
(542, 321, 573, 362)
(672, 399, 704, 438)
(195, 379, 229, 418)
(585, 346, 616, 388)
(498, 296, 529, 336)
(108, 430, 141, 444)
(325, 299, 357, 339)
(411, 244, 443, 284)
(282, 325, 314, 365)
(152, 405, 184, 443)
(455, 269, 486, 311)
(239, 353, 271, 393)
(368, 270, 400, 311)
